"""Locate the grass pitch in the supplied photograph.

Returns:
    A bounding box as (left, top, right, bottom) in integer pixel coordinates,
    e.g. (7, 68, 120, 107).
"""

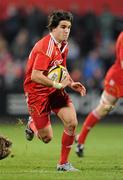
(0, 121, 123, 180)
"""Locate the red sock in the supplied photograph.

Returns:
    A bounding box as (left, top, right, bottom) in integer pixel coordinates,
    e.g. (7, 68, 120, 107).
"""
(78, 111, 100, 145)
(59, 130, 74, 165)
(29, 118, 38, 135)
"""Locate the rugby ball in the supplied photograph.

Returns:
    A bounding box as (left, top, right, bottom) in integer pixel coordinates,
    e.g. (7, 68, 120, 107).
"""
(48, 65, 67, 82)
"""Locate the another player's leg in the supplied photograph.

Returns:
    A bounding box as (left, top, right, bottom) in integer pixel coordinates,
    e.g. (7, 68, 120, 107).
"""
(57, 103, 79, 171)
(75, 91, 117, 157)
(75, 110, 100, 157)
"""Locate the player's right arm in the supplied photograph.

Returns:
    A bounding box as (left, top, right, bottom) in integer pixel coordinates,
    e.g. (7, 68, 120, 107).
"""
(31, 40, 70, 89)
(31, 70, 54, 87)
(31, 69, 71, 89)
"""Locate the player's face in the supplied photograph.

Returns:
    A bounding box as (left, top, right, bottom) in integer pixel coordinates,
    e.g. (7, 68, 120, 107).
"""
(52, 20, 71, 42)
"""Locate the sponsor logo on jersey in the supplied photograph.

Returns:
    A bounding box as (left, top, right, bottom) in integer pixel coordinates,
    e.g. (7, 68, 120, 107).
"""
(50, 59, 63, 66)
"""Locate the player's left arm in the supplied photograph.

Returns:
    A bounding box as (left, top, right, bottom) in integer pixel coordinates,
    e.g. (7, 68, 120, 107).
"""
(63, 49, 86, 96)
(66, 69, 86, 96)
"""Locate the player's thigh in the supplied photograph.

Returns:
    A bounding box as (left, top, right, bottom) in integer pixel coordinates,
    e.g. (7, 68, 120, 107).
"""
(57, 103, 78, 127)
(50, 90, 77, 126)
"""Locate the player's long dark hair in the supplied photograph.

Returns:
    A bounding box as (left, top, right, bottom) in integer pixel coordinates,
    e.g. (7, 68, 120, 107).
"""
(47, 10, 73, 31)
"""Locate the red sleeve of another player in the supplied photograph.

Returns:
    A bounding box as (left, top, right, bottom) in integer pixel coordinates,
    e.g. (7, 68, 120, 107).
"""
(33, 53, 50, 71)
(119, 44, 123, 60)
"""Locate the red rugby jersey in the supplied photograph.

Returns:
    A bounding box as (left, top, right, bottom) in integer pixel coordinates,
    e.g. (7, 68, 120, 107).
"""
(24, 33, 68, 94)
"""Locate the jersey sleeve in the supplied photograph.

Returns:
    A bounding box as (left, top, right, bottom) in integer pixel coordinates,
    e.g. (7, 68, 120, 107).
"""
(33, 52, 50, 71)
(119, 43, 123, 61)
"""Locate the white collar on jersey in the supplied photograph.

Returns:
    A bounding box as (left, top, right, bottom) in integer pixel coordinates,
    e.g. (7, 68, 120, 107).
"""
(50, 33, 68, 53)
(50, 33, 59, 45)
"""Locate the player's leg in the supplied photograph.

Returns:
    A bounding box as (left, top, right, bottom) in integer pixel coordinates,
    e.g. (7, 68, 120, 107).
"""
(25, 95, 54, 143)
(26, 113, 53, 143)
(25, 116, 36, 141)
(76, 90, 118, 157)
(26, 117, 53, 143)
(37, 124, 53, 144)
(56, 103, 79, 171)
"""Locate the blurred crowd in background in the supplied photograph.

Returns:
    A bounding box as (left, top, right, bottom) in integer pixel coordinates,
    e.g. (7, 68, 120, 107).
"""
(0, 4, 123, 93)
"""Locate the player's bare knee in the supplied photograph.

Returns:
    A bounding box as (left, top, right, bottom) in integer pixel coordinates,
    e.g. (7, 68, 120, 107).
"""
(37, 132, 53, 143)
(66, 119, 78, 134)
(68, 119, 78, 128)
(97, 102, 115, 117)
(42, 135, 53, 144)
(98, 92, 116, 117)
